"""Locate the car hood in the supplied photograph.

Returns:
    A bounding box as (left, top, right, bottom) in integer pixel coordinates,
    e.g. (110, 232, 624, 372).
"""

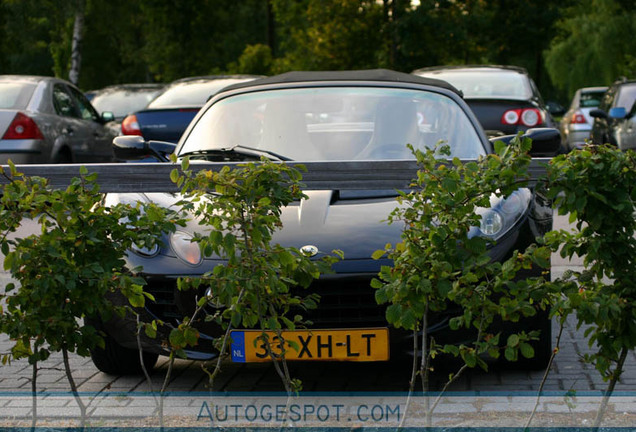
(141, 189, 403, 264)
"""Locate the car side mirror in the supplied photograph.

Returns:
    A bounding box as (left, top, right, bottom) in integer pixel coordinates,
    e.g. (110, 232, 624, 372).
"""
(523, 128, 562, 157)
(113, 135, 176, 162)
(101, 111, 115, 123)
(491, 128, 561, 157)
(589, 108, 608, 119)
(609, 107, 627, 119)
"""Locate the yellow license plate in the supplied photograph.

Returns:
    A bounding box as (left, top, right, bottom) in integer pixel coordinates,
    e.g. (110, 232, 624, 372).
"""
(230, 328, 389, 362)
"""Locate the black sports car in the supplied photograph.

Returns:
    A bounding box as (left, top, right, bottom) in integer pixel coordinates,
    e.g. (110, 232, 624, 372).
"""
(92, 69, 559, 375)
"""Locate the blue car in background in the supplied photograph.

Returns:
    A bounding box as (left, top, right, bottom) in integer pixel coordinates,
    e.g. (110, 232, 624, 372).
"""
(120, 75, 263, 142)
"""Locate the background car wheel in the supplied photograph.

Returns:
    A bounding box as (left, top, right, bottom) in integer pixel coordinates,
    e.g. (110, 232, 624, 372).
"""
(53, 149, 72, 163)
(89, 322, 159, 375)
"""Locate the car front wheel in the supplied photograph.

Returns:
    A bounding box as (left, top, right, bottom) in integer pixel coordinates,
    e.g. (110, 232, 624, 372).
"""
(89, 322, 159, 375)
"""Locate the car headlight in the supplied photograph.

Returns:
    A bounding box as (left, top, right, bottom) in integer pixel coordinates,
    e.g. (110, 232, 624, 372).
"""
(480, 210, 503, 236)
(104, 193, 161, 257)
(131, 242, 159, 257)
(170, 231, 202, 266)
(471, 188, 532, 241)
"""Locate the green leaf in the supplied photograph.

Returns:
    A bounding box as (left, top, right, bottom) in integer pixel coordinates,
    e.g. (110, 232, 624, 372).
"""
(169, 329, 185, 349)
(170, 169, 180, 184)
(520, 342, 535, 359)
(371, 249, 386, 260)
(462, 350, 477, 367)
(504, 346, 517, 362)
(184, 327, 200, 346)
(385, 304, 402, 326)
(494, 140, 506, 155)
(507, 334, 520, 348)
(401, 309, 417, 330)
(437, 279, 451, 297)
(144, 324, 157, 339)
(443, 344, 459, 357)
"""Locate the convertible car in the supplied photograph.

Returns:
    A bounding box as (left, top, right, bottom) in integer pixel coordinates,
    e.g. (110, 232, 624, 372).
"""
(91, 70, 560, 375)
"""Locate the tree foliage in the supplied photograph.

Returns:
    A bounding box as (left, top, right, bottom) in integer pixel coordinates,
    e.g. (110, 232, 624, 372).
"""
(0, 0, 591, 101)
(373, 138, 554, 398)
(270, 0, 386, 73)
(544, 0, 636, 97)
(170, 158, 339, 393)
(544, 144, 636, 427)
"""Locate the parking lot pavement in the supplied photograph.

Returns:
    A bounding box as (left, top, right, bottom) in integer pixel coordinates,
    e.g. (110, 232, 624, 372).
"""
(2, 268, 635, 395)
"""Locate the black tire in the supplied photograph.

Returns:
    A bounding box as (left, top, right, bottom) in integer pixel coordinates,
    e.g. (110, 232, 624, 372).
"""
(90, 325, 159, 375)
(53, 149, 72, 164)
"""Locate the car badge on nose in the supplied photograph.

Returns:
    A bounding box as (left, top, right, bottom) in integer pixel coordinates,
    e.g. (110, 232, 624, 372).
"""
(300, 245, 319, 257)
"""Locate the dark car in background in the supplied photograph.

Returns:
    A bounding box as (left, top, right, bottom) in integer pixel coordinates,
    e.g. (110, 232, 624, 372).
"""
(90, 69, 560, 375)
(0, 75, 117, 164)
(412, 65, 559, 139)
(590, 78, 636, 151)
(559, 86, 608, 152)
(89, 83, 164, 123)
(120, 75, 262, 142)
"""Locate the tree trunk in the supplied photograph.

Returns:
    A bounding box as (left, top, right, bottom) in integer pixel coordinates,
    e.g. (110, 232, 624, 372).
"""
(69, 0, 85, 85)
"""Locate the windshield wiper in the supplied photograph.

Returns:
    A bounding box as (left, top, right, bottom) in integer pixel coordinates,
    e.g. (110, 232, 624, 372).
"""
(179, 145, 291, 161)
(231, 145, 292, 161)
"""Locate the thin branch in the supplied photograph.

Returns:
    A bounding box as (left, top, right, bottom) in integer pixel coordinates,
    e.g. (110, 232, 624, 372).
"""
(525, 316, 564, 431)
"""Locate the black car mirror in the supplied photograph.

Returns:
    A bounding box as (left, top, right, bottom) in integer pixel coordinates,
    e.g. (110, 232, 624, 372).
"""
(101, 111, 115, 123)
(589, 108, 608, 119)
(113, 135, 176, 162)
(491, 127, 561, 157)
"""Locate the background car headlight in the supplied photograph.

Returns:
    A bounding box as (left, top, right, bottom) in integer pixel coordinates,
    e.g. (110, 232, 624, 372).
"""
(472, 188, 532, 241)
(170, 231, 202, 266)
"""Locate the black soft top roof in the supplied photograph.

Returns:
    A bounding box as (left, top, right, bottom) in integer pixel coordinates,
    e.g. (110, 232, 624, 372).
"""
(220, 69, 462, 96)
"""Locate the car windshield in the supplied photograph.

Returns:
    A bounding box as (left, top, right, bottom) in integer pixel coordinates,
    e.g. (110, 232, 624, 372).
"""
(179, 86, 486, 161)
(419, 70, 533, 100)
(148, 79, 254, 109)
(579, 90, 606, 108)
(91, 88, 162, 118)
(616, 83, 636, 110)
(0, 82, 36, 109)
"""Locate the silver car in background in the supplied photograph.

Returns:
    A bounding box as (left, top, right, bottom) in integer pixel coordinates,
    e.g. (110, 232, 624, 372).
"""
(89, 83, 164, 123)
(559, 86, 607, 152)
(590, 78, 636, 151)
(0, 75, 117, 164)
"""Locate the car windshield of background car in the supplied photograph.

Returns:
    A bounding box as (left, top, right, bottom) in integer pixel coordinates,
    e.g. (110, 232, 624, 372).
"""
(615, 84, 636, 110)
(148, 79, 254, 109)
(579, 91, 606, 108)
(423, 71, 533, 100)
(179, 87, 486, 161)
(0, 82, 36, 109)
(91, 90, 160, 118)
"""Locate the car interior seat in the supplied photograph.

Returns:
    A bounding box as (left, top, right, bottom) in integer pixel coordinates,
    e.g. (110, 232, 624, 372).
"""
(260, 100, 324, 160)
(356, 98, 420, 159)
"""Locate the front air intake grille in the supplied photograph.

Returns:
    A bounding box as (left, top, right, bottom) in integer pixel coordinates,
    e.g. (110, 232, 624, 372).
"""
(143, 274, 385, 330)
(298, 275, 386, 328)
